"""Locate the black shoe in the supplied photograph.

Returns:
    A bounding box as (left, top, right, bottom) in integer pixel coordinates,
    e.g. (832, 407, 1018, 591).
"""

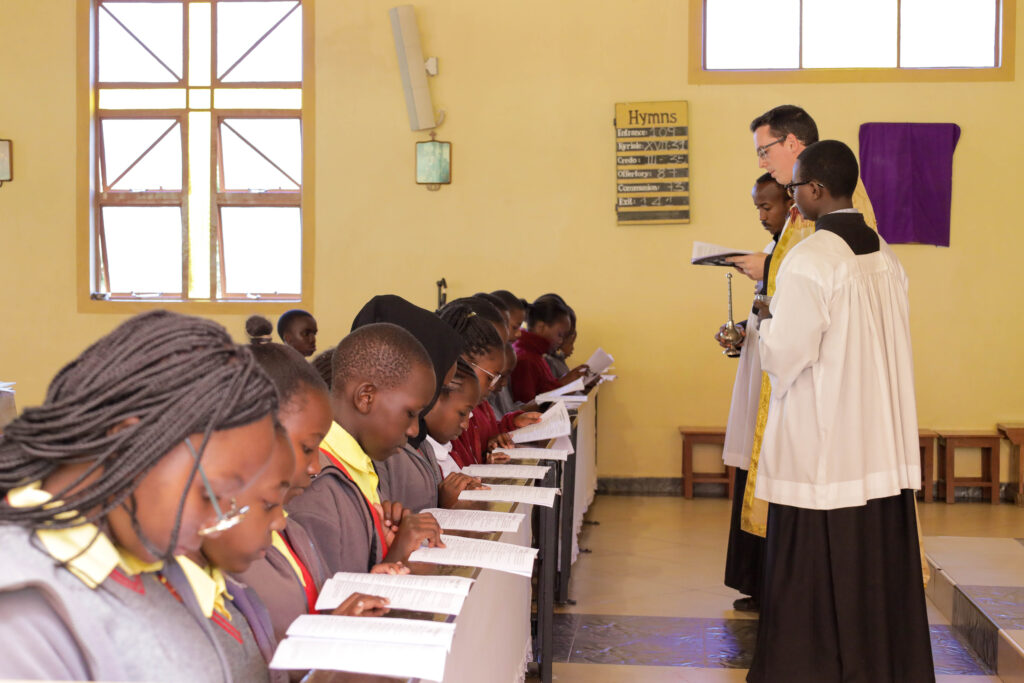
(732, 597, 759, 612)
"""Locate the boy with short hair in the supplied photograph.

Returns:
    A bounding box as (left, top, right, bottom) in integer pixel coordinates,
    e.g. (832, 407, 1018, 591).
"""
(747, 140, 932, 683)
(286, 323, 444, 574)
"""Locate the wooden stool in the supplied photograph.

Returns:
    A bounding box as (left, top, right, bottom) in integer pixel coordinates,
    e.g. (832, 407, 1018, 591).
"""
(936, 430, 1002, 505)
(918, 429, 937, 503)
(678, 426, 735, 500)
(997, 423, 1024, 504)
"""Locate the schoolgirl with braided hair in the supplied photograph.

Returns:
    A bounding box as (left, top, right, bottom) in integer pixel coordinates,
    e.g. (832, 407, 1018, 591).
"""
(439, 299, 541, 467)
(0, 310, 280, 682)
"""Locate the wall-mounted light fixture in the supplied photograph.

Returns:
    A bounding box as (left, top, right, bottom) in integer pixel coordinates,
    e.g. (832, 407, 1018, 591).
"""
(0, 140, 11, 187)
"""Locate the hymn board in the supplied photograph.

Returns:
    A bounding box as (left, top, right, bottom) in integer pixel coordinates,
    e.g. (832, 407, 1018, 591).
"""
(615, 101, 690, 225)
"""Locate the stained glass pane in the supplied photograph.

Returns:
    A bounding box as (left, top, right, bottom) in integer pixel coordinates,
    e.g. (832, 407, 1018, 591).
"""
(102, 207, 183, 293)
(220, 207, 301, 294)
(213, 88, 301, 109)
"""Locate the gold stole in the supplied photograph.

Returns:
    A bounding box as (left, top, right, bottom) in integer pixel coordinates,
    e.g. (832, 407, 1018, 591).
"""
(740, 209, 815, 537)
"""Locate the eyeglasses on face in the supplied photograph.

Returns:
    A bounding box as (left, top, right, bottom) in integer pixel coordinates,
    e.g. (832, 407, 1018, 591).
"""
(756, 137, 786, 160)
(784, 180, 825, 198)
(470, 361, 501, 389)
(183, 436, 250, 537)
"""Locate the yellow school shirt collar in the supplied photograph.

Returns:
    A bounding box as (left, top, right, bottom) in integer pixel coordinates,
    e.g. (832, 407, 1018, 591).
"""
(175, 555, 233, 620)
(320, 420, 380, 504)
(5, 482, 163, 589)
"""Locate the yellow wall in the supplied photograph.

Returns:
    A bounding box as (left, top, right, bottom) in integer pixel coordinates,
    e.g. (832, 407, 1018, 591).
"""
(1, 0, 1022, 480)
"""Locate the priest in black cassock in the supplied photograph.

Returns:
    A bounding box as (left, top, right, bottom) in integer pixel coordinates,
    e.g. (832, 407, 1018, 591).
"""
(746, 140, 933, 683)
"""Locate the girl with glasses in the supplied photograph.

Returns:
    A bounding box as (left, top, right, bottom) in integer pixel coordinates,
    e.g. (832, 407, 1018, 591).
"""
(0, 310, 279, 682)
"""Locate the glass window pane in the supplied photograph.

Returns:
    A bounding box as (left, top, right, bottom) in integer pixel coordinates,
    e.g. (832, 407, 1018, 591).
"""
(223, 118, 301, 182)
(102, 207, 183, 294)
(221, 120, 301, 190)
(217, 2, 301, 82)
(101, 119, 181, 190)
(803, 0, 897, 68)
(99, 2, 183, 82)
(189, 2, 212, 86)
(98, 88, 187, 110)
(220, 207, 301, 294)
(705, 0, 800, 69)
(901, 0, 997, 68)
(213, 88, 302, 109)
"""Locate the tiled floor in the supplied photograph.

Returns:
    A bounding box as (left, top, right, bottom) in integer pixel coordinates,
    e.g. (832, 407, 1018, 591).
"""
(542, 495, 1016, 682)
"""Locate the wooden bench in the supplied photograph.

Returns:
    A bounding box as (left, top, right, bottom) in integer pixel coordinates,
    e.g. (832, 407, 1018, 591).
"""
(678, 426, 734, 500)
(937, 430, 1002, 504)
(997, 423, 1024, 504)
(918, 429, 938, 503)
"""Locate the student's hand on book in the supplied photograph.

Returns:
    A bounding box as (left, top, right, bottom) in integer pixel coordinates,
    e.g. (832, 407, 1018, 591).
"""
(487, 432, 515, 451)
(512, 412, 541, 428)
(387, 512, 445, 562)
(331, 592, 391, 617)
(369, 561, 409, 575)
(439, 473, 488, 508)
(518, 401, 540, 413)
(561, 366, 589, 384)
(486, 451, 512, 464)
(726, 253, 767, 281)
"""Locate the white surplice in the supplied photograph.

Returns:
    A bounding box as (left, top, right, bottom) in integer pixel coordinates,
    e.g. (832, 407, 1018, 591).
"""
(722, 237, 777, 469)
(755, 229, 920, 510)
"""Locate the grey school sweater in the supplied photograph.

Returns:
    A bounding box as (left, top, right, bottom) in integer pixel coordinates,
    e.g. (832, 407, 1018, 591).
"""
(0, 525, 268, 682)
(375, 443, 442, 512)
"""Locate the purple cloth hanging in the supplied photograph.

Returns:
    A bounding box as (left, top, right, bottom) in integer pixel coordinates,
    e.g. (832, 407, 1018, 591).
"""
(858, 123, 960, 247)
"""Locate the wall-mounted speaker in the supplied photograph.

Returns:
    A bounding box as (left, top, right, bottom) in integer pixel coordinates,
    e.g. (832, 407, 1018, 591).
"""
(389, 5, 436, 131)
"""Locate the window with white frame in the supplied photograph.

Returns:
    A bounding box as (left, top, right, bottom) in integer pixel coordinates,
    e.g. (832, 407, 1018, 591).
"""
(703, 0, 1002, 71)
(92, 0, 304, 301)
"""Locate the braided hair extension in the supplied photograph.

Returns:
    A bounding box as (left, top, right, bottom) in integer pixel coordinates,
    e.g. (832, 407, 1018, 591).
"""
(437, 299, 503, 358)
(439, 358, 480, 398)
(0, 310, 279, 543)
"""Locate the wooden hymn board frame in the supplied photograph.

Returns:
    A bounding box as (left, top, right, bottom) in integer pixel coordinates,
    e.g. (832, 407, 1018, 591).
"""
(615, 101, 690, 225)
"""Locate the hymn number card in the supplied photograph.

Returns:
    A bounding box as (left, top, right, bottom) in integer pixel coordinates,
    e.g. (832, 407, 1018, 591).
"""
(615, 101, 690, 225)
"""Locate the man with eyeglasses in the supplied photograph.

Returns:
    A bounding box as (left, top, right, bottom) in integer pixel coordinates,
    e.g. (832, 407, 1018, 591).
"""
(732, 106, 877, 548)
(747, 140, 933, 683)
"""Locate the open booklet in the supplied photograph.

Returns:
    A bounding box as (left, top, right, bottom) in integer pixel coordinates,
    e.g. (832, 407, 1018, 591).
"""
(270, 635, 449, 681)
(315, 572, 474, 615)
(408, 533, 539, 577)
(285, 614, 456, 651)
(421, 507, 525, 533)
(691, 241, 752, 266)
(584, 348, 614, 376)
(508, 401, 571, 444)
(492, 446, 571, 462)
(534, 378, 584, 404)
(461, 463, 551, 480)
(458, 484, 559, 508)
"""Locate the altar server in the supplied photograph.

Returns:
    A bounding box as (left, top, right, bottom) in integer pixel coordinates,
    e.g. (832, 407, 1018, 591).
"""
(746, 141, 932, 683)
(719, 173, 790, 612)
